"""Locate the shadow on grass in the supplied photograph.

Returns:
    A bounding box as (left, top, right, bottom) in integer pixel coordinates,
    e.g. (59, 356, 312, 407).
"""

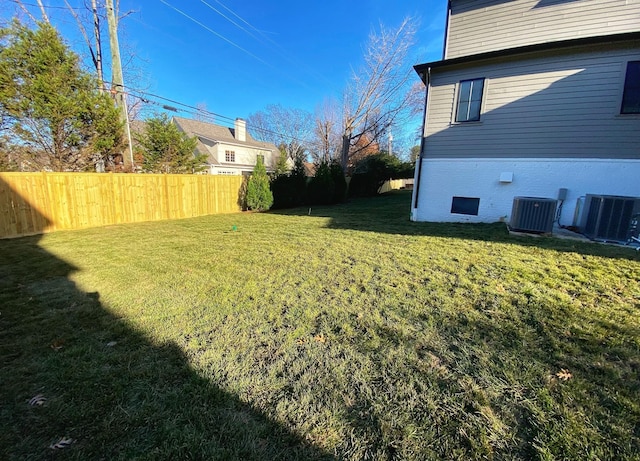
(0, 181, 334, 460)
(270, 190, 640, 261)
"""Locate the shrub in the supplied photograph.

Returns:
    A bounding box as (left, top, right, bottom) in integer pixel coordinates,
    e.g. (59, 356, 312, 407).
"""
(307, 160, 335, 205)
(246, 157, 273, 211)
(348, 153, 414, 197)
(330, 160, 348, 203)
(270, 157, 307, 209)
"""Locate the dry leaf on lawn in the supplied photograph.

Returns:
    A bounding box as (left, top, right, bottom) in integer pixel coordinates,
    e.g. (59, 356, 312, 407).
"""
(556, 369, 573, 381)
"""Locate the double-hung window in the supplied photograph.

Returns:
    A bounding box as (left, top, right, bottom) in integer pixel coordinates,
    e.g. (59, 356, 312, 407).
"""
(621, 61, 640, 114)
(455, 78, 485, 122)
(225, 150, 235, 162)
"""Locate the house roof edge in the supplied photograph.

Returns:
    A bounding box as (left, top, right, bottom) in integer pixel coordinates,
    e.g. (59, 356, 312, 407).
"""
(414, 31, 640, 81)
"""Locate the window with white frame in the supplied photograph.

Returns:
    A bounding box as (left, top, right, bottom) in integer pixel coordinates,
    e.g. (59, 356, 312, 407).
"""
(225, 150, 235, 162)
(455, 78, 485, 122)
(621, 61, 640, 114)
(256, 154, 265, 164)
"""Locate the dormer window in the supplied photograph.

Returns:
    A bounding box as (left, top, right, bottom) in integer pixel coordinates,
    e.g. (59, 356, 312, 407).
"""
(455, 78, 485, 122)
(225, 150, 235, 162)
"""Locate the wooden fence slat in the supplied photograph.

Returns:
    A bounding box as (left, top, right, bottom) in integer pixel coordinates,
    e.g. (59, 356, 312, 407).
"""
(0, 173, 243, 238)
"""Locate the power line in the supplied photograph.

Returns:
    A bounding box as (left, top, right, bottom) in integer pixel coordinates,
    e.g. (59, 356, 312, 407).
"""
(120, 85, 313, 146)
(10, 1, 320, 148)
(157, 0, 268, 66)
(201, 0, 335, 88)
(198, 0, 262, 43)
(124, 86, 235, 123)
(158, 0, 313, 90)
(8, 0, 84, 10)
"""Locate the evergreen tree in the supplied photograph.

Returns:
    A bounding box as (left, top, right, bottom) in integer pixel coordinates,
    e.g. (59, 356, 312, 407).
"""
(246, 156, 273, 211)
(308, 159, 335, 205)
(330, 159, 347, 203)
(272, 147, 289, 177)
(135, 113, 206, 174)
(270, 155, 308, 209)
(289, 156, 308, 205)
(0, 20, 124, 171)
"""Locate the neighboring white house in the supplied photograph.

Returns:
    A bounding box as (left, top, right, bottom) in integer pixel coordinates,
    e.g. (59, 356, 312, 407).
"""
(173, 117, 280, 175)
(411, 0, 640, 239)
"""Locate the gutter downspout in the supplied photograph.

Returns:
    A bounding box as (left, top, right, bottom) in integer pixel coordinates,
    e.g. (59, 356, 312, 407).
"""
(411, 67, 431, 221)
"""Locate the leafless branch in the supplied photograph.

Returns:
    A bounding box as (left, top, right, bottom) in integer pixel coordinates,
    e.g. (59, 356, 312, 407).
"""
(14, 1, 38, 23)
(35, 0, 50, 23)
(340, 16, 419, 170)
(119, 9, 136, 21)
(246, 104, 313, 161)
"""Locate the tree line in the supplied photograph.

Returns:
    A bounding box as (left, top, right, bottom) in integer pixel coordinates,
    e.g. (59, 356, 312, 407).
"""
(245, 152, 415, 213)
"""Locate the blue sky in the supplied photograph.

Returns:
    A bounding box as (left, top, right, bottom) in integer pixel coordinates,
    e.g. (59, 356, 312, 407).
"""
(2, 0, 446, 130)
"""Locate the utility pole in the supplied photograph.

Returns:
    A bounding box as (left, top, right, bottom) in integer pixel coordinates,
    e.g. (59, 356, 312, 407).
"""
(105, 0, 134, 170)
(388, 132, 393, 156)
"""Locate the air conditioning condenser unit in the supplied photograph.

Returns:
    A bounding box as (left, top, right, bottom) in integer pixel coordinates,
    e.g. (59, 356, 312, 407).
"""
(510, 197, 557, 233)
(580, 194, 640, 242)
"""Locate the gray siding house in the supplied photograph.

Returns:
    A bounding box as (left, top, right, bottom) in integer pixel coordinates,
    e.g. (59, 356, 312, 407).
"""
(411, 0, 640, 231)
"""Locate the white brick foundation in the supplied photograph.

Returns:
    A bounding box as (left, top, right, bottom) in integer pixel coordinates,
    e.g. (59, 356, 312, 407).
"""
(410, 158, 640, 224)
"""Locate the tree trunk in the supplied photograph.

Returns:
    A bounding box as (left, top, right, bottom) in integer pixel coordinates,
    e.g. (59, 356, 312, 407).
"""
(36, 0, 50, 23)
(92, 0, 104, 93)
(340, 134, 350, 173)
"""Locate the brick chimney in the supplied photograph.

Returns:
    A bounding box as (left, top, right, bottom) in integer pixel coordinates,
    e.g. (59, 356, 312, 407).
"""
(234, 118, 246, 142)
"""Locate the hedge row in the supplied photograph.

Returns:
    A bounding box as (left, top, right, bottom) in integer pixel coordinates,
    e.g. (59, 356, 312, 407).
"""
(269, 154, 414, 210)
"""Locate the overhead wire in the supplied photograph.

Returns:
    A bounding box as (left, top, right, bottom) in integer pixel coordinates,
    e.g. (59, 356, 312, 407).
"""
(200, 0, 335, 87)
(8, 0, 84, 10)
(207, 0, 291, 55)
(157, 0, 317, 90)
(120, 84, 313, 146)
(198, 0, 262, 43)
(9, 0, 319, 147)
(157, 0, 268, 66)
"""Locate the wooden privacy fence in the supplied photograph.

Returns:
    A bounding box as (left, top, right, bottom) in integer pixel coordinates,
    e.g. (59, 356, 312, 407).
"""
(378, 179, 414, 194)
(0, 172, 244, 238)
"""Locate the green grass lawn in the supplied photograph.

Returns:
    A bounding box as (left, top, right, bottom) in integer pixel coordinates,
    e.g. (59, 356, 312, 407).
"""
(1, 190, 639, 460)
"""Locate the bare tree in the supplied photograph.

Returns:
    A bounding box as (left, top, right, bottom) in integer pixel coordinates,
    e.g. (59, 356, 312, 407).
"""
(14, 1, 38, 23)
(194, 102, 215, 124)
(63, 0, 105, 92)
(246, 104, 313, 161)
(310, 98, 341, 162)
(340, 17, 418, 171)
(10, 0, 50, 24)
